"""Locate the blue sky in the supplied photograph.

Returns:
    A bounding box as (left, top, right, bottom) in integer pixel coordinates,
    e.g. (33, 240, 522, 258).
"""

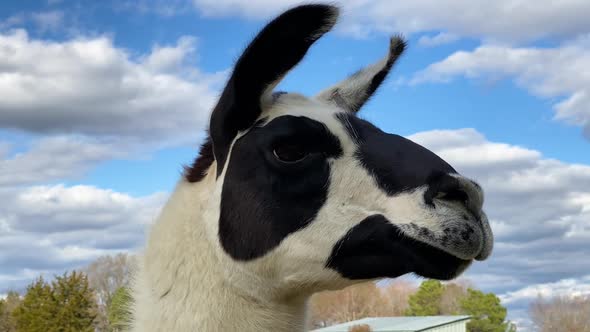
(1, 0, 590, 329)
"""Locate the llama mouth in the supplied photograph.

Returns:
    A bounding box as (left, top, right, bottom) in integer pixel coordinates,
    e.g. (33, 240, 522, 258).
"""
(399, 219, 490, 264)
(326, 214, 474, 281)
(398, 231, 473, 280)
(430, 214, 492, 263)
(397, 199, 494, 263)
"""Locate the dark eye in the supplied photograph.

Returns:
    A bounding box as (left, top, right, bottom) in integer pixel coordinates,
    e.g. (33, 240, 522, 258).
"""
(273, 143, 309, 163)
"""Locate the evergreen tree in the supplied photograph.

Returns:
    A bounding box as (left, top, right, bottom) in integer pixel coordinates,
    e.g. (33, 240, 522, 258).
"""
(13, 271, 97, 332)
(404, 280, 515, 332)
(107, 287, 132, 332)
(13, 277, 55, 332)
(51, 271, 97, 332)
(460, 288, 515, 332)
(405, 280, 444, 316)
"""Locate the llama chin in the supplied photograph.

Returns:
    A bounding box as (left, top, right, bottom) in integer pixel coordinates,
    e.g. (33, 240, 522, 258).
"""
(129, 4, 494, 332)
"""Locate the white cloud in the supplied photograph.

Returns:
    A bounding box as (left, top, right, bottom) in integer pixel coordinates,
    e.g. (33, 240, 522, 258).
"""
(412, 40, 590, 139)
(500, 276, 590, 305)
(7, 184, 162, 233)
(0, 136, 124, 186)
(0, 14, 25, 30)
(191, 0, 590, 43)
(31, 10, 64, 33)
(459, 273, 522, 293)
(0, 29, 222, 142)
(141, 36, 198, 73)
(2, 10, 77, 36)
(0, 142, 11, 157)
(409, 129, 541, 173)
(115, 0, 193, 17)
(418, 32, 458, 47)
(0, 184, 166, 292)
(0, 29, 224, 185)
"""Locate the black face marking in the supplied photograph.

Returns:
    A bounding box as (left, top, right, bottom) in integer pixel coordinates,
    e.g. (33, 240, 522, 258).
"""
(326, 215, 470, 280)
(209, 5, 339, 175)
(337, 113, 456, 196)
(219, 116, 342, 261)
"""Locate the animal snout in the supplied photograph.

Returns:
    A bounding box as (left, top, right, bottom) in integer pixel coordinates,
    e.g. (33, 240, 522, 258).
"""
(424, 173, 484, 219)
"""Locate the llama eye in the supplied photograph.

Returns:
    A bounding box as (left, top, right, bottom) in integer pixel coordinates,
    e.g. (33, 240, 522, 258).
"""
(273, 143, 309, 163)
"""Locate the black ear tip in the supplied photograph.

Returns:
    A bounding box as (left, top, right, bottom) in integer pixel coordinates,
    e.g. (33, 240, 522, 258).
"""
(280, 3, 340, 33)
(389, 35, 407, 57)
(286, 3, 340, 17)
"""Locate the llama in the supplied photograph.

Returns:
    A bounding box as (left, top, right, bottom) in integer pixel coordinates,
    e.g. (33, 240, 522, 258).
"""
(129, 4, 494, 332)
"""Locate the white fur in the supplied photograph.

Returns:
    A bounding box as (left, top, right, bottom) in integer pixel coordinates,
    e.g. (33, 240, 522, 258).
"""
(130, 168, 309, 332)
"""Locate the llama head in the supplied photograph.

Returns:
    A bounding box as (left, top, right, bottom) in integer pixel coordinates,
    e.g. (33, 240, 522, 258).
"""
(186, 4, 493, 297)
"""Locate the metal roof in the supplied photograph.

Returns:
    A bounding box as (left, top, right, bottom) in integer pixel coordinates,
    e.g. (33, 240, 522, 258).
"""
(312, 316, 471, 332)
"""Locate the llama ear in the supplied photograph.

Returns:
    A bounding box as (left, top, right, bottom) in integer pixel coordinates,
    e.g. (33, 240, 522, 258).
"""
(209, 4, 339, 175)
(316, 36, 406, 113)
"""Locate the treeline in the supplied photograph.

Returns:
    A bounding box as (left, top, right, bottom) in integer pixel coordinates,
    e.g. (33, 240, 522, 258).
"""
(530, 295, 590, 332)
(1, 253, 588, 331)
(0, 254, 133, 332)
(308, 279, 516, 332)
(309, 280, 590, 332)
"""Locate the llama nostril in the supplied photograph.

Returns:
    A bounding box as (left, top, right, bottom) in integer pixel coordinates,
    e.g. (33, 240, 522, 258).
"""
(425, 173, 484, 218)
(435, 188, 468, 203)
(435, 185, 481, 221)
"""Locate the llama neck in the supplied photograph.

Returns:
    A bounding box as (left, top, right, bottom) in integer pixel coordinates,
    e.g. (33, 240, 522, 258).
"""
(132, 176, 309, 332)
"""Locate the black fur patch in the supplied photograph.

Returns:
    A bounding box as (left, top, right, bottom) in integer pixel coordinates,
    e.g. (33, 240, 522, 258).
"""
(326, 215, 470, 280)
(337, 113, 456, 195)
(219, 116, 342, 260)
(185, 136, 215, 183)
(209, 5, 339, 175)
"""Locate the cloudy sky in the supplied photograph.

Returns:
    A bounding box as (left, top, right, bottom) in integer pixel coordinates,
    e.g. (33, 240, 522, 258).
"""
(1, 0, 589, 329)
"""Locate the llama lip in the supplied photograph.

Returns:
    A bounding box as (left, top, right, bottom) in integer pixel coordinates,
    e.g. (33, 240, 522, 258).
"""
(396, 212, 491, 263)
(474, 212, 493, 261)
